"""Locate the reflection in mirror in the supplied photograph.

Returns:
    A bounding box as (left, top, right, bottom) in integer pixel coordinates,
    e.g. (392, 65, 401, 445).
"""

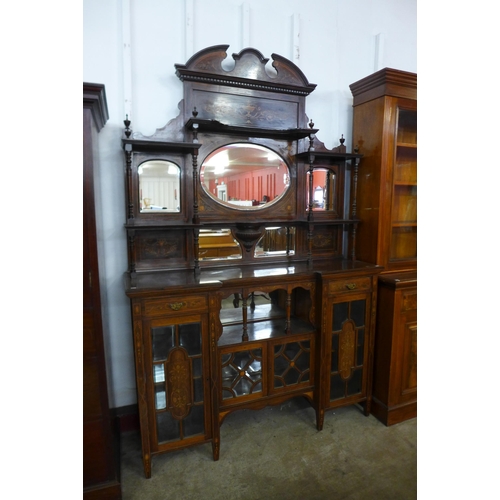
(306, 168, 337, 211)
(255, 227, 295, 258)
(139, 160, 180, 212)
(220, 291, 273, 311)
(198, 229, 242, 260)
(201, 144, 290, 210)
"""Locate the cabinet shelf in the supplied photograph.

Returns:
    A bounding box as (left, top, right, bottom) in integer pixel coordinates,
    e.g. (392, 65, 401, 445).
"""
(394, 181, 417, 187)
(295, 151, 362, 162)
(219, 317, 315, 347)
(397, 142, 417, 149)
(185, 118, 318, 140)
(392, 222, 417, 227)
(220, 303, 285, 326)
(122, 137, 201, 154)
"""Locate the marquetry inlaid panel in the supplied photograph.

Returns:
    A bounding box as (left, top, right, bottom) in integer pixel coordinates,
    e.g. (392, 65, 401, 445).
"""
(338, 320, 356, 380)
(137, 230, 187, 260)
(311, 226, 340, 255)
(329, 298, 367, 402)
(192, 90, 300, 130)
(166, 348, 193, 419)
(402, 290, 417, 312)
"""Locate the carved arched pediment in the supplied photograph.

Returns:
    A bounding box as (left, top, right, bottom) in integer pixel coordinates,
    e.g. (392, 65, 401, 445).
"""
(175, 44, 317, 96)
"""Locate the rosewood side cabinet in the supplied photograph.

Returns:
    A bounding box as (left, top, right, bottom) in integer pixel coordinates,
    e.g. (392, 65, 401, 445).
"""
(349, 68, 417, 425)
(122, 45, 382, 477)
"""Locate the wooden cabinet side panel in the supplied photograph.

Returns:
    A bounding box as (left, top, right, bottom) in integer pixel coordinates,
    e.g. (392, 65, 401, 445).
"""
(83, 99, 120, 495)
(373, 285, 396, 404)
(401, 319, 417, 396)
(130, 299, 153, 476)
(353, 97, 394, 265)
(394, 288, 417, 402)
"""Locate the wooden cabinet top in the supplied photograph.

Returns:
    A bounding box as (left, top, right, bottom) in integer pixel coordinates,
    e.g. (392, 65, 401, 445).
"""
(125, 260, 382, 296)
(83, 82, 109, 130)
(378, 271, 417, 289)
(349, 68, 417, 106)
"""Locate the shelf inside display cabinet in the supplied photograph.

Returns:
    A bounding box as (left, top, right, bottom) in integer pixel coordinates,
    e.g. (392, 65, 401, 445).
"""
(218, 288, 315, 346)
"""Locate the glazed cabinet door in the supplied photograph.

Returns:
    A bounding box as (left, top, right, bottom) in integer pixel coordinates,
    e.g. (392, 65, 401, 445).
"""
(319, 276, 375, 426)
(148, 316, 209, 446)
(387, 99, 417, 269)
(219, 334, 314, 406)
(131, 297, 211, 477)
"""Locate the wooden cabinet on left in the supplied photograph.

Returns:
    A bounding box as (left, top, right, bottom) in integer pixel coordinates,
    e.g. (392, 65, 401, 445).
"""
(83, 83, 122, 499)
(129, 294, 213, 479)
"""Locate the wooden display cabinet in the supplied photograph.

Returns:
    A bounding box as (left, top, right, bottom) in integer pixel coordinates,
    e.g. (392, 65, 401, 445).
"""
(129, 292, 213, 478)
(349, 68, 417, 271)
(350, 68, 417, 425)
(124, 45, 381, 477)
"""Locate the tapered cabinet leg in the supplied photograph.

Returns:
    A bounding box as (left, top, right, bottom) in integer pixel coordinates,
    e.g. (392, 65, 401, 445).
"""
(143, 453, 151, 479)
(316, 408, 325, 431)
(212, 437, 220, 461)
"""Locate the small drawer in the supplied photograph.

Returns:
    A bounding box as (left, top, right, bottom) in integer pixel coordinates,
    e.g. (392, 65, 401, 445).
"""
(328, 277, 371, 294)
(143, 295, 208, 317)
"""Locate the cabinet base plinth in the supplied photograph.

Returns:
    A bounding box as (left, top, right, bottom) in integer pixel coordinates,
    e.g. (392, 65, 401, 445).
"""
(83, 482, 122, 500)
(371, 397, 416, 426)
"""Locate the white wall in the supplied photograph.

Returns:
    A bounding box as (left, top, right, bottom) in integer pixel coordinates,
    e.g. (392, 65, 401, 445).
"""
(83, 0, 416, 408)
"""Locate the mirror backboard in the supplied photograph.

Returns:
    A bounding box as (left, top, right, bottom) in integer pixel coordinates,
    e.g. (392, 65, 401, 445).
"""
(306, 168, 337, 212)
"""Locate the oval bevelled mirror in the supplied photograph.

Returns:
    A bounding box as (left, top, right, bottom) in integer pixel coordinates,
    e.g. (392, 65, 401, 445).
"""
(200, 143, 290, 210)
(138, 160, 180, 213)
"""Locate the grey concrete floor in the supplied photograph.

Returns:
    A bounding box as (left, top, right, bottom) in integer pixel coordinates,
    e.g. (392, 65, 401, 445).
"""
(120, 400, 417, 500)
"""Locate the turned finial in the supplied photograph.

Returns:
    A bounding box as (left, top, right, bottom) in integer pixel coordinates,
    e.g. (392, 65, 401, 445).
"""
(191, 108, 199, 142)
(124, 114, 132, 138)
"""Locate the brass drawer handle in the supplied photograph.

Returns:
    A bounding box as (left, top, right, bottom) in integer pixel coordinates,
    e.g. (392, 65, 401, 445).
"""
(345, 283, 357, 290)
(169, 302, 186, 311)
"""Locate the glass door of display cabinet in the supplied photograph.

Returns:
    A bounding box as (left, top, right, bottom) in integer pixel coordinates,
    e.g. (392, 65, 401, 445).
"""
(219, 342, 266, 406)
(326, 293, 371, 409)
(269, 334, 314, 396)
(147, 316, 211, 450)
(390, 104, 417, 264)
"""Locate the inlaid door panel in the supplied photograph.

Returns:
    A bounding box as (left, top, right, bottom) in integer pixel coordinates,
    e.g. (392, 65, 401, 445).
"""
(326, 293, 371, 407)
(145, 314, 211, 451)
